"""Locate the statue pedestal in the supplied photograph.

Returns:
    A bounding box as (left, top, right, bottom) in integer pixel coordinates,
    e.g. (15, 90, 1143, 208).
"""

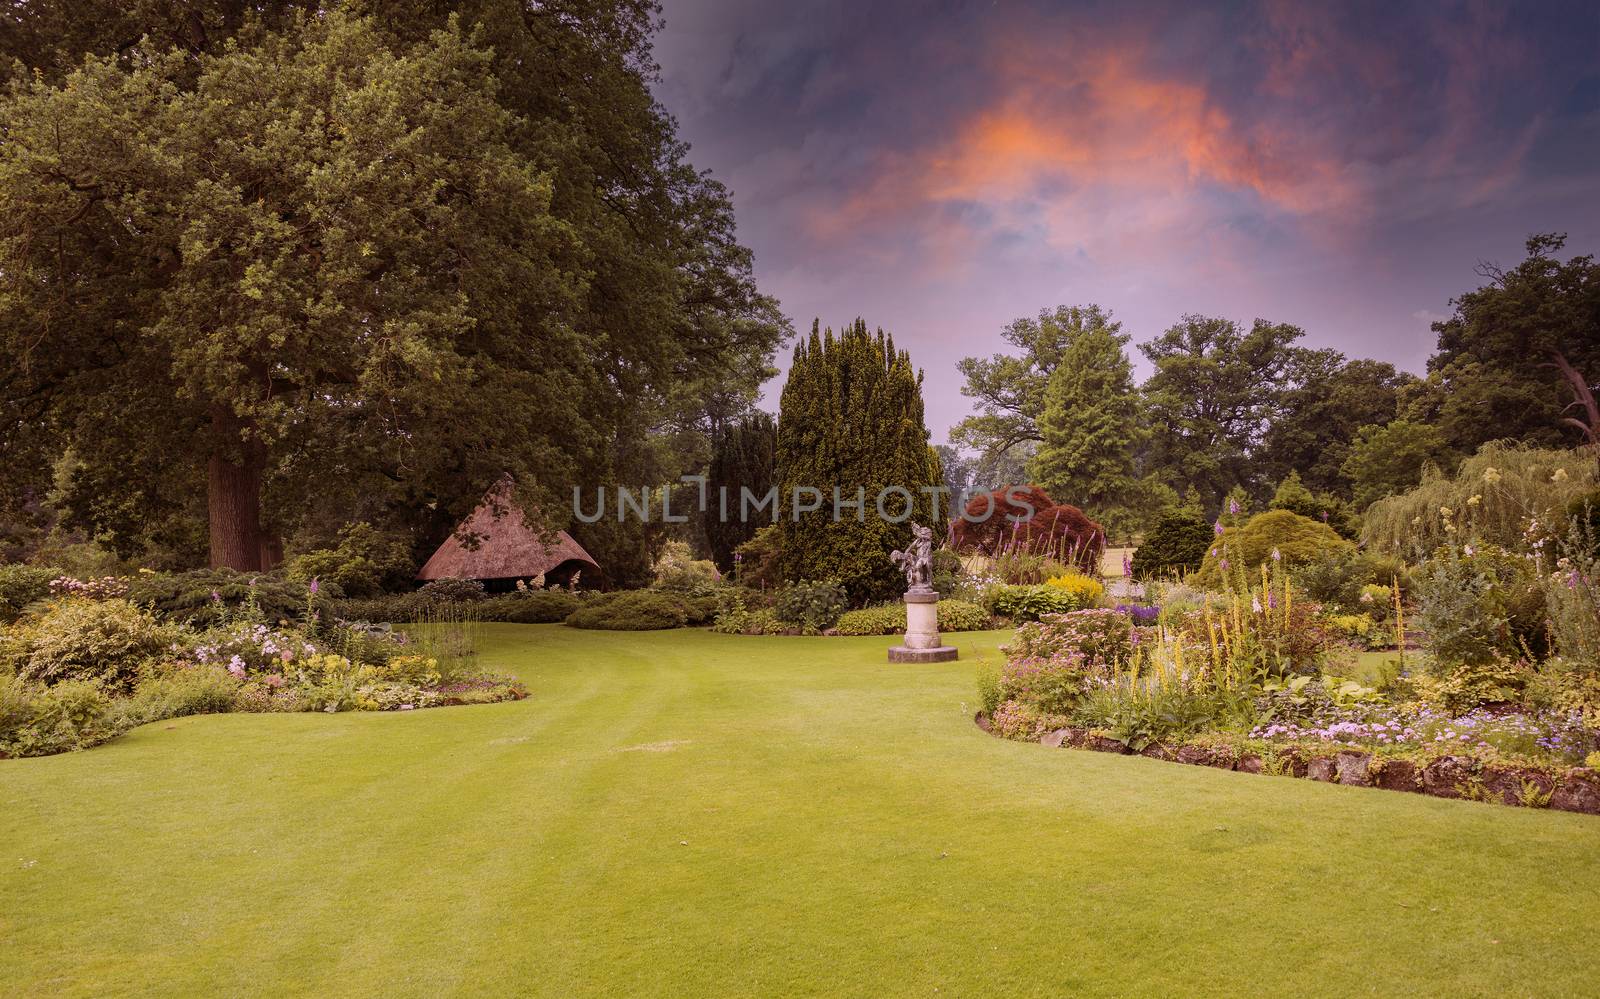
(888, 591, 958, 663)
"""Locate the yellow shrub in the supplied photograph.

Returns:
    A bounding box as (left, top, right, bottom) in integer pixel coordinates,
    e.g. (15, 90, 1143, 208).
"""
(1042, 573, 1105, 609)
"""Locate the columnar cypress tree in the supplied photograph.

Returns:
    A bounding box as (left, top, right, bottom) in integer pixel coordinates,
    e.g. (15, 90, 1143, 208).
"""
(777, 320, 938, 604)
(704, 412, 778, 572)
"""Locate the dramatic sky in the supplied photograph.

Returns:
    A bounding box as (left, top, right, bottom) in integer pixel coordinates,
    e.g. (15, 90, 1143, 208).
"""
(653, 0, 1600, 439)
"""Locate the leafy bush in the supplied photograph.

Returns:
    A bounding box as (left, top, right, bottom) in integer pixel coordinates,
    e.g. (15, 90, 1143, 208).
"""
(120, 666, 242, 724)
(986, 584, 1081, 622)
(286, 523, 415, 598)
(331, 592, 424, 624)
(1414, 544, 1546, 666)
(418, 577, 488, 604)
(998, 653, 1094, 715)
(564, 590, 693, 630)
(651, 540, 723, 597)
(4, 599, 183, 691)
(931, 548, 966, 597)
(937, 599, 991, 633)
(1413, 656, 1532, 713)
(772, 580, 847, 634)
(710, 602, 786, 635)
(1291, 548, 1410, 616)
(733, 525, 782, 588)
(1562, 487, 1600, 560)
(986, 549, 1072, 586)
(1363, 442, 1594, 554)
(0, 564, 58, 622)
(126, 569, 323, 626)
(1072, 664, 1233, 751)
(833, 599, 992, 636)
(0, 678, 115, 757)
(1129, 513, 1212, 579)
(476, 590, 580, 624)
(1195, 510, 1352, 586)
(1005, 609, 1134, 665)
(1042, 572, 1104, 608)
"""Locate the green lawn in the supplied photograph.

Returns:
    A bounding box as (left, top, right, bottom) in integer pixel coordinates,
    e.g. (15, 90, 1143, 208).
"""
(3, 625, 1599, 997)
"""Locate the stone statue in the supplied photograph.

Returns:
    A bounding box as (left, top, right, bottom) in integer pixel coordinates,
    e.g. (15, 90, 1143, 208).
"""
(890, 522, 936, 595)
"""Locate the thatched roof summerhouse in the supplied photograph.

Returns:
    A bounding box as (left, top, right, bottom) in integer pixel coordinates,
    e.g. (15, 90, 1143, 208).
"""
(417, 483, 599, 587)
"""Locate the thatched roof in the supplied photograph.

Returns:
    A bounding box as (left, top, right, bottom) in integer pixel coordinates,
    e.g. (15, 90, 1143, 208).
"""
(417, 484, 600, 582)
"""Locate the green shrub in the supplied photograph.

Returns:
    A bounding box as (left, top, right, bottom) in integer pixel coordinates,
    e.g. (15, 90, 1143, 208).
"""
(126, 569, 323, 626)
(0, 564, 59, 623)
(1414, 544, 1547, 666)
(477, 590, 580, 624)
(931, 548, 965, 596)
(1005, 609, 1134, 665)
(975, 660, 1003, 716)
(772, 580, 848, 634)
(0, 678, 116, 757)
(564, 591, 692, 630)
(652, 540, 723, 597)
(733, 525, 783, 589)
(938, 599, 991, 633)
(285, 523, 415, 598)
(331, 593, 424, 624)
(986, 584, 1082, 622)
(710, 602, 786, 635)
(834, 603, 904, 636)
(120, 666, 241, 725)
(1130, 513, 1213, 579)
(1362, 442, 1594, 554)
(1291, 549, 1411, 616)
(418, 577, 488, 604)
(6, 599, 183, 691)
(1563, 487, 1600, 559)
(1195, 510, 1352, 586)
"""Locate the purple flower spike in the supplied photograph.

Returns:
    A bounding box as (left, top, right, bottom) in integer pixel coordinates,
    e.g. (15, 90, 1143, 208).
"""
(309, 577, 319, 595)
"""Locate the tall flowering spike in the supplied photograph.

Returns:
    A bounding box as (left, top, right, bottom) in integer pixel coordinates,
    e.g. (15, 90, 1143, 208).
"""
(1213, 520, 1224, 536)
(1228, 499, 1240, 516)
(309, 577, 319, 595)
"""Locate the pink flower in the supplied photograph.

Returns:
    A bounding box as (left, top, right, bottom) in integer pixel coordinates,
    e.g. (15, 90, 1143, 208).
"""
(309, 578, 319, 595)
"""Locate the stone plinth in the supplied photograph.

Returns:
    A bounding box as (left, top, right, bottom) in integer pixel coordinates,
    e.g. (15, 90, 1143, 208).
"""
(888, 590, 957, 662)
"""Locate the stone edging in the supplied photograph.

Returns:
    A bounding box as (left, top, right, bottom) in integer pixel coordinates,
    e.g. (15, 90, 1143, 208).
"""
(974, 713, 1600, 815)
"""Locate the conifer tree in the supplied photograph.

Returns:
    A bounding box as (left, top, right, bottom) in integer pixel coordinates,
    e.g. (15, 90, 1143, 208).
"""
(704, 413, 777, 572)
(1030, 321, 1150, 537)
(776, 320, 938, 604)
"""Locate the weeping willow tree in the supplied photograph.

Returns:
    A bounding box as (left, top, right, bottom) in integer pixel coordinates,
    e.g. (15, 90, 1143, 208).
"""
(1362, 442, 1597, 554)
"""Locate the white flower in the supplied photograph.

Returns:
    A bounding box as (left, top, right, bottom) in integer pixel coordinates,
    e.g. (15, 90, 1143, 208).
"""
(1482, 467, 1501, 484)
(1552, 468, 1569, 483)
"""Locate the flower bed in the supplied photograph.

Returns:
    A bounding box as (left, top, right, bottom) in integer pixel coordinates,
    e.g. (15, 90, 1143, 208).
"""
(975, 714, 1600, 814)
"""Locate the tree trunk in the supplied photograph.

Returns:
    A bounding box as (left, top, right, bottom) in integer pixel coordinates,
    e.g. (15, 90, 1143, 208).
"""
(208, 405, 266, 571)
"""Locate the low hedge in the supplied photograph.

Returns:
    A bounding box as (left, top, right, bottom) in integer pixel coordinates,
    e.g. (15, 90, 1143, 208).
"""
(563, 590, 717, 631)
(829, 599, 992, 636)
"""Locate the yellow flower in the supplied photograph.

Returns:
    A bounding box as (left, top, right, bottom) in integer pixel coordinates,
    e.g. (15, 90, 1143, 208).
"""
(1483, 467, 1501, 484)
(1552, 468, 1569, 483)
(1467, 495, 1480, 507)
(1439, 506, 1453, 517)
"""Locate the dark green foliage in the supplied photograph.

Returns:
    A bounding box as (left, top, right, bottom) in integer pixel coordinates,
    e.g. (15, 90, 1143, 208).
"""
(771, 581, 848, 633)
(704, 414, 778, 572)
(931, 548, 964, 595)
(986, 585, 1083, 622)
(1421, 234, 1600, 455)
(952, 305, 1119, 466)
(1268, 472, 1360, 539)
(777, 320, 939, 604)
(1291, 549, 1411, 614)
(1564, 488, 1600, 559)
(563, 591, 710, 631)
(126, 569, 323, 626)
(733, 526, 783, 588)
(286, 523, 415, 598)
(1415, 545, 1548, 666)
(1196, 510, 1352, 585)
(1140, 315, 1308, 502)
(478, 591, 581, 624)
(1129, 513, 1213, 579)
(0, 564, 59, 622)
(418, 578, 488, 604)
(1030, 315, 1152, 537)
(1262, 355, 1413, 494)
(1342, 420, 1448, 509)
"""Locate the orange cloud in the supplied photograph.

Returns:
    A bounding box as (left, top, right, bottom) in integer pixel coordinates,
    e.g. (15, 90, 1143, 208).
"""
(811, 39, 1363, 258)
